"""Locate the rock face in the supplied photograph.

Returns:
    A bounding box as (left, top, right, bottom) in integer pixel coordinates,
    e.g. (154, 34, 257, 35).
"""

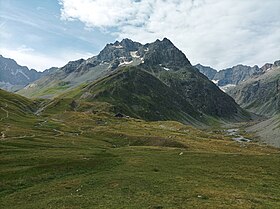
(195, 63, 271, 91)
(214, 65, 263, 86)
(195, 64, 217, 80)
(228, 62, 280, 116)
(0, 55, 50, 91)
(142, 38, 192, 69)
(0, 55, 38, 91)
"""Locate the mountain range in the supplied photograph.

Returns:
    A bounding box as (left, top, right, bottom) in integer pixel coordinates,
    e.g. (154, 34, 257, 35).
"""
(1, 38, 279, 143)
(227, 61, 280, 116)
(0, 55, 54, 91)
(195, 62, 274, 92)
(14, 38, 248, 124)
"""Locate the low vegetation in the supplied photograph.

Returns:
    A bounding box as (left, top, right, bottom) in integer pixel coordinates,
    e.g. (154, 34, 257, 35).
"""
(0, 90, 279, 208)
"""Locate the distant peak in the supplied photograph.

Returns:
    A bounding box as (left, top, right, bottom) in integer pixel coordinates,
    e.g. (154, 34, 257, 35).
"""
(163, 37, 172, 43)
(120, 38, 134, 44)
(153, 38, 175, 48)
(260, 63, 273, 71)
(113, 40, 120, 45)
(66, 58, 85, 66)
(274, 60, 280, 67)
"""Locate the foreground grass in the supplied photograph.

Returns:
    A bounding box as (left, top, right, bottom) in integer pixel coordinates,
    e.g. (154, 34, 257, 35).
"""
(0, 111, 280, 208)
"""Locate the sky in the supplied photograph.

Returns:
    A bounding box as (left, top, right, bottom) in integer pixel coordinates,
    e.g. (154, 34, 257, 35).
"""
(0, 0, 279, 71)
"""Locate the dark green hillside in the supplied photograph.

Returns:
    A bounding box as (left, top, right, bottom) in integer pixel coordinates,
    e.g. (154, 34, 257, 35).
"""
(68, 67, 201, 124)
(157, 68, 247, 119)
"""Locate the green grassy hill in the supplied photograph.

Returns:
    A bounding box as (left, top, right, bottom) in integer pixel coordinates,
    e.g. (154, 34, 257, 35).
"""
(0, 89, 37, 120)
(68, 67, 202, 124)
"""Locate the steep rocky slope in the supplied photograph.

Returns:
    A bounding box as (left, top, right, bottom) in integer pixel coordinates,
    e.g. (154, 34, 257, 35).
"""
(228, 61, 280, 116)
(247, 114, 280, 147)
(195, 63, 269, 91)
(0, 55, 49, 91)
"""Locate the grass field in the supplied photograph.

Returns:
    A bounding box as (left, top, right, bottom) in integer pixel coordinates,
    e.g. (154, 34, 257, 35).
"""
(1, 106, 280, 208)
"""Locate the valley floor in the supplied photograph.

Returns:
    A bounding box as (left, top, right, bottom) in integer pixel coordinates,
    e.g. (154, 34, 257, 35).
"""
(0, 111, 280, 208)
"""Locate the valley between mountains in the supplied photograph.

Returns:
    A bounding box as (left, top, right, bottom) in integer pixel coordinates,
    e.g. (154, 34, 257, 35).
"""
(0, 38, 279, 208)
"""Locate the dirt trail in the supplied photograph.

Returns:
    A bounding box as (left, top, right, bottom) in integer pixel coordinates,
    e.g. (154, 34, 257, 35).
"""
(0, 103, 9, 121)
(53, 129, 65, 137)
(1, 103, 9, 139)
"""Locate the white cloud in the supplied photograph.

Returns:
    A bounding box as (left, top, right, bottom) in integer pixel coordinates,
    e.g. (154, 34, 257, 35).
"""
(59, 0, 280, 70)
(0, 46, 93, 71)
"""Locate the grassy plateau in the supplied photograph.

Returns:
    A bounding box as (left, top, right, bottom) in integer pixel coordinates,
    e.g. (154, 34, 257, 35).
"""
(0, 90, 280, 208)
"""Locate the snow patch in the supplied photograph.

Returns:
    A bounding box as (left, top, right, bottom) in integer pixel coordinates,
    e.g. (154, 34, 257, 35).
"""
(118, 61, 133, 67)
(100, 61, 109, 65)
(220, 84, 236, 92)
(113, 45, 123, 49)
(130, 51, 140, 58)
(212, 80, 219, 84)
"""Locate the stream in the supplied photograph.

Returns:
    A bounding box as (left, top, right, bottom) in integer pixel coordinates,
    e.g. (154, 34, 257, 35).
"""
(226, 129, 251, 143)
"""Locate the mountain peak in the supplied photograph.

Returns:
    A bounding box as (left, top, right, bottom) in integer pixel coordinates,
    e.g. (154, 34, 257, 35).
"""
(273, 60, 280, 67)
(153, 37, 174, 47)
(261, 63, 273, 71)
(143, 38, 191, 68)
(120, 38, 134, 44)
(162, 37, 173, 44)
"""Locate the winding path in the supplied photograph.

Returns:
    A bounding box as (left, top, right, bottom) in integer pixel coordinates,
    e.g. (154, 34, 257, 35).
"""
(0, 103, 9, 139)
(0, 103, 9, 121)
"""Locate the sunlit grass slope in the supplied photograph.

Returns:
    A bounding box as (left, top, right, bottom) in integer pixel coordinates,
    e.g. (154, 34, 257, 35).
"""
(0, 102, 279, 208)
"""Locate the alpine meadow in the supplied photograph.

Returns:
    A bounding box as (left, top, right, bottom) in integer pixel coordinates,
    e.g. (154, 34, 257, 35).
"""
(0, 0, 280, 208)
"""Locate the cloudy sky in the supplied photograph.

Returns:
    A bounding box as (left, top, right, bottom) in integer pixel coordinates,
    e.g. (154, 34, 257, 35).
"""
(0, 0, 279, 71)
